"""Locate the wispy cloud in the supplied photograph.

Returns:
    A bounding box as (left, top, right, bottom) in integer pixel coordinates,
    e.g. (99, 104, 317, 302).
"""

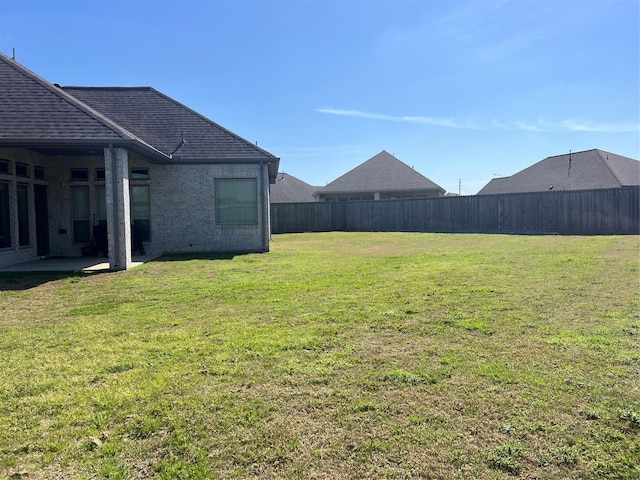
(512, 121, 546, 132)
(316, 109, 639, 134)
(431, 0, 549, 63)
(316, 108, 476, 129)
(493, 118, 640, 133)
(560, 120, 640, 133)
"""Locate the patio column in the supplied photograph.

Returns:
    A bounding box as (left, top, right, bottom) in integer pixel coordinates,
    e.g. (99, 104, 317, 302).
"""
(104, 147, 131, 271)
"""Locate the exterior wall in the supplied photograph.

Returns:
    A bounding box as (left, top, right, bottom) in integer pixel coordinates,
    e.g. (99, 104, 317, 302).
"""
(0, 148, 48, 267)
(146, 162, 270, 255)
(0, 149, 110, 266)
(319, 189, 443, 202)
(46, 155, 107, 258)
(379, 190, 442, 200)
(0, 147, 272, 268)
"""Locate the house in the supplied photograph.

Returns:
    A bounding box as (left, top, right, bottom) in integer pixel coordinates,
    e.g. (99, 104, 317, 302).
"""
(270, 172, 318, 203)
(0, 52, 279, 270)
(477, 149, 639, 195)
(314, 150, 445, 201)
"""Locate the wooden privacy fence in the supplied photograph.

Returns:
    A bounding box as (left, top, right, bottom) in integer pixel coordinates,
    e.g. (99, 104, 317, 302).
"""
(271, 187, 640, 235)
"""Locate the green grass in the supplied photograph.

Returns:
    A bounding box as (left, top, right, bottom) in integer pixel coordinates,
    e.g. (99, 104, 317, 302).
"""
(0, 232, 638, 479)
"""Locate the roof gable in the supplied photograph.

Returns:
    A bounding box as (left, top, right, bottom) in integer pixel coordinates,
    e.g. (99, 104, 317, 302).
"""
(317, 150, 444, 194)
(63, 86, 277, 162)
(0, 52, 135, 142)
(603, 150, 640, 186)
(478, 149, 640, 195)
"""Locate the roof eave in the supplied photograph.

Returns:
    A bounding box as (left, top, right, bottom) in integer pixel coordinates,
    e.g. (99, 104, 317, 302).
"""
(0, 138, 172, 163)
(169, 156, 280, 182)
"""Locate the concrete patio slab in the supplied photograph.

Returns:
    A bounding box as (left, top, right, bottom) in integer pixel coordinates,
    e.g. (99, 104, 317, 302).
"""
(0, 255, 158, 273)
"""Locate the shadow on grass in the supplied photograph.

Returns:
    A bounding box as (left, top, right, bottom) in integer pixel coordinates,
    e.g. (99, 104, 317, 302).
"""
(0, 253, 250, 290)
(0, 272, 91, 291)
(151, 252, 245, 262)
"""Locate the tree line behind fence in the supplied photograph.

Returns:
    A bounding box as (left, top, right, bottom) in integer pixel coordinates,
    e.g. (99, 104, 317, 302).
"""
(271, 187, 639, 235)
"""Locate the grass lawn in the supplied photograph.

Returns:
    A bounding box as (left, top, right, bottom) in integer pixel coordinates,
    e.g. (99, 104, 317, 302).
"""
(0, 232, 638, 479)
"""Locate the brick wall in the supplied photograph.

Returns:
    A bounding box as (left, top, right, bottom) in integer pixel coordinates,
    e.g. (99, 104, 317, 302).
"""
(0, 147, 272, 268)
(147, 163, 270, 255)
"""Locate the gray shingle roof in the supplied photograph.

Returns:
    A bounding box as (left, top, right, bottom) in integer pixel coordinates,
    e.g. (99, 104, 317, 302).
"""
(0, 52, 134, 142)
(63, 87, 277, 163)
(0, 52, 279, 176)
(477, 149, 640, 195)
(270, 173, 318, 203)
(317, 150, 445, 195)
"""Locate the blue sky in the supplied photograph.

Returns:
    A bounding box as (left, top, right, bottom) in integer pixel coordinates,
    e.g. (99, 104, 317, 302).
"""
(1, 0, 638, 194)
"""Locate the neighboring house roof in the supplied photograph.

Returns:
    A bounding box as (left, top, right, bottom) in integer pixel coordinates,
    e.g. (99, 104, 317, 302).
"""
(478, 149, 640, 195)
(316, 150, 445, 196)
(270, 172, 318, 203)
(0, 52, 279, 179)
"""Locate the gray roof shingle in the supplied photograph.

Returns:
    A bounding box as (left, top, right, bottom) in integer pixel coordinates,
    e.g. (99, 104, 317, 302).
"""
(477, 149, 640, 195)
(0, 52, 134, 142)
(0, 52, 279, 176)
(62, 87, 277, 162)
(270, 173, 318, 203)
(317, 150, 445, 195)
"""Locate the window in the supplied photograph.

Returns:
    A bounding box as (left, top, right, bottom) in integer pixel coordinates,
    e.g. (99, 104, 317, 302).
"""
(0, 160, 9, 175)
(96, 186, 107, 224)
(131, 185, 150, 240)
(96, 169, 105, 181)
(0, 182, 10, 247)
(34, 166, 45, 180)
(71, 186, 90, 243)
(17, 184, 29, 246)
(131, 168, 149, 180)
(70, 169, 89, 181)
(16, 163, 29, 178)
(215, 179, 257, 225)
